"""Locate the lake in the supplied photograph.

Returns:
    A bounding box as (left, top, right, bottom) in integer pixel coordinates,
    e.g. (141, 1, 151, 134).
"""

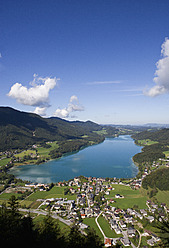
(10, 135, 142, 183)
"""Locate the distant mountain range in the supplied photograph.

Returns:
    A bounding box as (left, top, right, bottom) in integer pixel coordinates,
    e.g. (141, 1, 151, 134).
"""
(0, 107, 117, 151)
(144, 123, 169, 128)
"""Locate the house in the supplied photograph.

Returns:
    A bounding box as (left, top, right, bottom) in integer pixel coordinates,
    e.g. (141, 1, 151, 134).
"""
(114, 213, 120, 220)
(152, 233, 160, 242)
(127, 208, 135, 215)
(121, 237, 131, 247)
(110, 219, 117, 229)
(146, 234, 160, 247)
(115, 194, 124, 198)
(104, 238, 112, 247)
(140, 209, 147, 216)
(151, 204, 158, 209)
(119, 220, 126, 229)
(79, 222, 88, 229)
(146, 216, 154, 223)
(114, 227, 122, 234)
(127, 227, 136, 237)
(111, 206, 116, 212)
(147, 237, 155, 246)
(69, 188, 76, 194)
(134, 211, 143, 219)
(81, 214, 86, 219)
(142, 230, 151, 237)
(124, 214, 133, 223)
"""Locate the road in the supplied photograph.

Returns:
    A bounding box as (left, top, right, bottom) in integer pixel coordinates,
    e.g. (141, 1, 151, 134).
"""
(95, 211, 106, 239)
(136, 229, 142, 248)
(19, 208, 87, 236)
(19, 208, 72, 226)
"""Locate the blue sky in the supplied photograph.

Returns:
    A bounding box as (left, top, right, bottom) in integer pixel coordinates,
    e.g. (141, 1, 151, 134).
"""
(1, 0, 169, 124)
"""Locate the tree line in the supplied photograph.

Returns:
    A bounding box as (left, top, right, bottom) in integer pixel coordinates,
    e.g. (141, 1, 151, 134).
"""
(49, 137, 104, 159)
(142, 167, 169, 191)
(0, 195, 104, 248)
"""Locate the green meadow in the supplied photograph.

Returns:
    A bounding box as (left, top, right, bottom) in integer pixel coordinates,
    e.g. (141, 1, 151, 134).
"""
(83, 217, 103, 240)
(37, 141, 59, 157)
(137, 139, 158, 146)
(15, 149, 36, 158)
(155, 189, 169, 207)
(0, 186, 77, 208)
(105, 184, 147, 209)
(98, 215, 121, 238)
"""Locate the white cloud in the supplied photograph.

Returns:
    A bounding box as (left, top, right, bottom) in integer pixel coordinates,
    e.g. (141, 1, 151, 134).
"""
(145, 38, 169, 97)
(33, 107, 47, 117)
(53, 95, 84, 118)
(70, 95, 78, 102)
(0, 53, 2, 58)
(8, 75, 59, 107)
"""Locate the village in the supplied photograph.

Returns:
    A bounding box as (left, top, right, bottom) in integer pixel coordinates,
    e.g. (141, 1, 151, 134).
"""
(0, 171, 167, 248)
(1, 148, 169, 247)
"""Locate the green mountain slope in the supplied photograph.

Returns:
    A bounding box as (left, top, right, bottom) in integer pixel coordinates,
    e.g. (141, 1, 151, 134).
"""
(132, 128, 169, 144)
(0, 107, 117, 151)
(142, 167, 169, 191)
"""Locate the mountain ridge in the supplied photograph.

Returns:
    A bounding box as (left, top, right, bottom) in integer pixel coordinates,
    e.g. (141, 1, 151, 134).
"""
(0, 106, 117, 151)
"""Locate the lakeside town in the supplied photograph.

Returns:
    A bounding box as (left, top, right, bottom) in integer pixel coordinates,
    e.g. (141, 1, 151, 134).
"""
(1, 150, 169, 247)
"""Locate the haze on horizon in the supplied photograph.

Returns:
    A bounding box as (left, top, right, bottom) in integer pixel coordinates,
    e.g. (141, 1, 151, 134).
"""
(1, 0, 169, 125)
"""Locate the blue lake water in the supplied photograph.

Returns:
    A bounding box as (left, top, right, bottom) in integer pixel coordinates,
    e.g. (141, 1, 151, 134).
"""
(10, 135, 142, 183)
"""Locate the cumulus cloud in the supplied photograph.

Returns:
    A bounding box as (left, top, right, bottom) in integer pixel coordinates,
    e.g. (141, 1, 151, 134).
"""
(145, 38, 169, 97)
(33, 107, 47, 117)
(8, 75, 59, 107)
(53, 95, 84, 118)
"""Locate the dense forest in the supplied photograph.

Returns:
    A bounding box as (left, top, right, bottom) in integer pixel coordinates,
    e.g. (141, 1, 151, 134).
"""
(133, 143, 166, 164)
(142, 167, 169, 191)
(0, 196, 103, 248)
(132, 129, 169, 164)
(49, 138, 104, 159)
(132, 128, 169, 144)
(0, 107, 117, 151)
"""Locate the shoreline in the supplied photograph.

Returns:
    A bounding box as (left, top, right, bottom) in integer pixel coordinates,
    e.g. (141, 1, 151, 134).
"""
(9, 135, 141, 183)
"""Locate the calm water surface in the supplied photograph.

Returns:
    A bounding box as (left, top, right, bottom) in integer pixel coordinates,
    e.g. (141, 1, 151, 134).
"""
(10, 135, 142, 183)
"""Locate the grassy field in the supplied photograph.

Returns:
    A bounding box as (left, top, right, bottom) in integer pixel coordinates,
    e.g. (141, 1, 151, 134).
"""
(37, 142, 59, 157)
(163, 149, 169, 158)
(15, 149, 36, 158)
(26, 186, 76, 201)
(155, 190, 169, 207)
(83, 217, 104, 240)
(0, 142, 59, 167)
(105, 184, 147, 209)
(98, 215, 121, 238)
(93, 128, 108, 135)
(137, 139, 158, 146)
(0, 186, 76, 208)
(0, 157, 11, 167)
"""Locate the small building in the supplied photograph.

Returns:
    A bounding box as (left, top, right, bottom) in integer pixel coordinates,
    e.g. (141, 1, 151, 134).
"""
(104, 238, 112, 247)
(121, 237, 130, 247)
(127, 227, 136, 237)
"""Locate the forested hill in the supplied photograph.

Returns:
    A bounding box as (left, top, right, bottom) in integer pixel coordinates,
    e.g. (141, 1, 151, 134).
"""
(132, 128, 169, 144)
(142, 167, 169, 191)
(0, 107, 117, 151)
(132, 129, 169, 164)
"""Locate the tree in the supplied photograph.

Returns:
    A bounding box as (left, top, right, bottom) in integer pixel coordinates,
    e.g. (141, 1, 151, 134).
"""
(68, 225, 85, 248)
(0, 196, 36, 246)
(85, 228, 103, 248)
(37, 211, 64, 247)
(8, 195, 20, 215)
(155, 219, 169, 247)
